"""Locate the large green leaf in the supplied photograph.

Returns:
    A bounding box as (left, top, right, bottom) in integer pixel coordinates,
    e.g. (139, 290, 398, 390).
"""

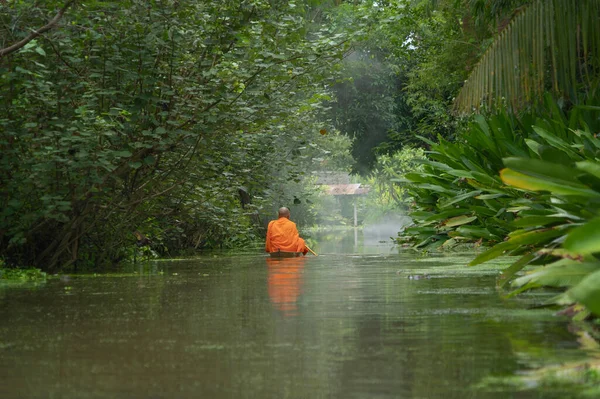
(470, 228, 565, 266)
(563, 217, 600, 254)
(512, 259, 600, 288)
(500, 168, 600, 197)
(455, 0, 600, 112)
(568, 268, 600, 316)
(502, 157, 580, 184)
(576, 160, 600, 179)
(531, 126, 578, 157)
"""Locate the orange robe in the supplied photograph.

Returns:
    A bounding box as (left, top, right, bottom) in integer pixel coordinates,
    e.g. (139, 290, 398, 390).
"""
(265, 217, 308, 254)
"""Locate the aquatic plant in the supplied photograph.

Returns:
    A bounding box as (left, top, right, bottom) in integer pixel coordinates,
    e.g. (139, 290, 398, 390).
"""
(0, 268, 46, 281)
(401, 95, 600, 315)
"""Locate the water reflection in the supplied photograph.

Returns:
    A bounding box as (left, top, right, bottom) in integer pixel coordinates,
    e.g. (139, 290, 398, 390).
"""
(0, 252, 591, 398)
(310, 227, 398, 255)
(266, 257, 305, 317)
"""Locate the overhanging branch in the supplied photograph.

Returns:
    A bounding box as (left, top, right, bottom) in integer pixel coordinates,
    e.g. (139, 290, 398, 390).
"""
(0, 0, 76, 58)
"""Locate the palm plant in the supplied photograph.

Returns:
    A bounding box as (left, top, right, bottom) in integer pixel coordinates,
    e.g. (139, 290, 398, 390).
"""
(455, 0, 600, 112)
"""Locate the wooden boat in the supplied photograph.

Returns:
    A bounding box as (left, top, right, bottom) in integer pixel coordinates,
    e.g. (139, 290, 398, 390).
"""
(269, 250, 303, 258)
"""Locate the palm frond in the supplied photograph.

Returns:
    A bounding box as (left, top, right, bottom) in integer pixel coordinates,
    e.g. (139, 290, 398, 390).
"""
(455, 0, 600, 112)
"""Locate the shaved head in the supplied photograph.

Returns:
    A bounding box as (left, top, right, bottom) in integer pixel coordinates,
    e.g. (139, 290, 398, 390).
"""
(278, 207, 290, 218)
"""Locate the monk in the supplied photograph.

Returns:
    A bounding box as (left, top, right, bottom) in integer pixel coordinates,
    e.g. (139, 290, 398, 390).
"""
(265, 207, 309, 255)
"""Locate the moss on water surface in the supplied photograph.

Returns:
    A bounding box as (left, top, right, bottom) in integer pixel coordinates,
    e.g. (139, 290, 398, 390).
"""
(399, 254, 514, 276)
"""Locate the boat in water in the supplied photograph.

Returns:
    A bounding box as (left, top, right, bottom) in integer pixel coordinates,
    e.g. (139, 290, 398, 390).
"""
(268, 250, 303, 258)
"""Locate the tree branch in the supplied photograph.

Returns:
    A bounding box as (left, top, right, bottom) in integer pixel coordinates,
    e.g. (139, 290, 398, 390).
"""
(0, 0, 75, 58)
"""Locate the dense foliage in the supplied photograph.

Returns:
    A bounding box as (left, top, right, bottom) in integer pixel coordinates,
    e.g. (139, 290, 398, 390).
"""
(0, 0, 361, 270)
(362, 147, 424, 223)
(408, 94, 600, 317)
(4, 0, 600, 325)
(326, 0, 530, 174)
(396, 0, 600, 317)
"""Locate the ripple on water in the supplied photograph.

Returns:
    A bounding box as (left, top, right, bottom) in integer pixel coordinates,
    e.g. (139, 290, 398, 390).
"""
(0, 251, 591, 399)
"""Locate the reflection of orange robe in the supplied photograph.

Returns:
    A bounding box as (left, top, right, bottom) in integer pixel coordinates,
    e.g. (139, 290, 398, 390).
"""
(265, 217, 308, 254)
(267, 258, 305, 317)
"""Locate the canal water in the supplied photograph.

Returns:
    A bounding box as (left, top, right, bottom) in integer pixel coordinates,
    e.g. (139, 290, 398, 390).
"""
(0, 231, 595, 398)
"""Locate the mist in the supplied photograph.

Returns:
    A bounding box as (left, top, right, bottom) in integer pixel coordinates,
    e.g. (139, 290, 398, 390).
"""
(362, 212, 412, 244)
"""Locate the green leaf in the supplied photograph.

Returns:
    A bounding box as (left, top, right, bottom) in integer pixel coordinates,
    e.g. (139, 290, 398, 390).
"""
(499, 253, 536, 288)
(441, 238, 457, 248)
(563, 217, 600, 255)
(500, 168, 600, 197)
(404, 172, 434, 183)
(444, 215, 477, 227)
(576, 161, 600, 179)
(413, 159, 453, 172)
(446, 169, 475, 179)
(512, 259, 600, 288)
(423, 209, 470, 222)
(470, 228, 565, 266)
(539, 146, 574, 165)
(531, 126, 576, 156)
(455, 226, 497, 239)
(410, 211, 435, 220)
(470, 206, 497, 217)
(405, 226, 437, 235)
(568, 269, 600, 316)
(503, 157, 579, 183)
(415, 184, 455, 194)
(440, 190, 482, 208)
(511, 216, 566, 228)
(475, 193, 505, 200)
(113, 150, 132, 158)
(525, 139, 542, 156)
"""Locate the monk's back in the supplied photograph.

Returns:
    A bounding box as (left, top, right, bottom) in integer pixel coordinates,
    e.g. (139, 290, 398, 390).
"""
(265, 217, 306, 253)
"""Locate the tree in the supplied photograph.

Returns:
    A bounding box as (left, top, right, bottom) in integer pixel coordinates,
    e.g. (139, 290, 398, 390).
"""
(0, 0, 362, 270)
(327, 0, 512, 174)
(329, 50, 412, 174)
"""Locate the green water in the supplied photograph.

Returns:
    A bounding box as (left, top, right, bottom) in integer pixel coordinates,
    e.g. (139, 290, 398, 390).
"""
(0, 236, 595, 398)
